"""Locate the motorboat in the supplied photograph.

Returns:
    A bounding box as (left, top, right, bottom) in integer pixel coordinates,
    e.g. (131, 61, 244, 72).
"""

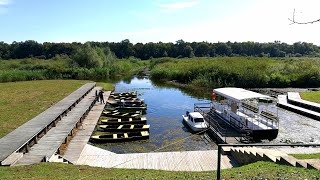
(182, 111, 208, 132)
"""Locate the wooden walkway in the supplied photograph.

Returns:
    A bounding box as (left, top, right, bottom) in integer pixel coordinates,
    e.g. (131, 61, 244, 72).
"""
(13, 86, 99, 166)
(62, 91, 111, 163)
(278, 95, 320, 120)
(0, 83, 96, 166)
(76, 144, 237, 171)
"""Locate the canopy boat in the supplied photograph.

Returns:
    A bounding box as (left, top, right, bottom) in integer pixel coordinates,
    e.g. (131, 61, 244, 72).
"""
(98, 124, 150, 132)
(100, 117, 147, 125)
(90, 131, 149, 143)
(210, 87, 279, 142)
(182, 111, 208, 132)
(110, 92, 137, 98)
(102, 110, 142, 118)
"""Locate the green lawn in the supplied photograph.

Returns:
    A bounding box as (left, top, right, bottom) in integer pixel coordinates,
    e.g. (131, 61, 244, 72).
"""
(300, 91, 320, 103)
(0, 161, 319, 179)
(0, 80, 92, 138)
(290, 153, 320, 159)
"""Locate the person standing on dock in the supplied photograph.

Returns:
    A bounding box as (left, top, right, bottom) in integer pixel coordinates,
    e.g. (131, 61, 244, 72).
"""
(95, 90, 99, 102)
(99, 90, 105, 104)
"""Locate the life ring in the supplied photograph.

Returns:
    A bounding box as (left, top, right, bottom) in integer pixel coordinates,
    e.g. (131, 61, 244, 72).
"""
(211, 92, 217, 101)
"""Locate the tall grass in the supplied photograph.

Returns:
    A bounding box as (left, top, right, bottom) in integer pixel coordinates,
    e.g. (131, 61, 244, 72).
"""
(0, 57, 146, 82)
(150, 57, 320, 88)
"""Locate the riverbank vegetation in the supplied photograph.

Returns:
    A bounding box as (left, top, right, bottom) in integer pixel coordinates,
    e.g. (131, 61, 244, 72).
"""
(0, 48, 146, 83)
(0, 161, 318, 179)
(150, 57, 320, 88)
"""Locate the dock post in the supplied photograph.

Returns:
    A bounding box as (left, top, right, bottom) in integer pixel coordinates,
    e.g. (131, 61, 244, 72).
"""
(217, 144, 221, 180)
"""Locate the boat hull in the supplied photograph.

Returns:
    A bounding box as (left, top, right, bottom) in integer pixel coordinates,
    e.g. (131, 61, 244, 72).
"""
(212, 109, 279, 142)
(100, 117, 147, 125)
(182, 115, 208, 132)
(98, 124, 150, 132)
(90, 131, 149, 143)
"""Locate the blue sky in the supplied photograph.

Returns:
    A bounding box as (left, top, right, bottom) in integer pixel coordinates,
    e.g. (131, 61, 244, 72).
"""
(1, 0, 320, 44)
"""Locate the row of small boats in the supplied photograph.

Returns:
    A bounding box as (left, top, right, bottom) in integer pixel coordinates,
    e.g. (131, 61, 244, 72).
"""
(90, 92, 150, 143)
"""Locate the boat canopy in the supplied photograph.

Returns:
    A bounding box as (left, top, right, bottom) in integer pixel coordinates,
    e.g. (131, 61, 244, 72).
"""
(189, 112, 204, 119)
(213, 87, 270, 102)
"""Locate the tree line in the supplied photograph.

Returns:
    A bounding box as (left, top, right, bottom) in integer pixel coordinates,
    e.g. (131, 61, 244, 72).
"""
(0, 39, 319, 60)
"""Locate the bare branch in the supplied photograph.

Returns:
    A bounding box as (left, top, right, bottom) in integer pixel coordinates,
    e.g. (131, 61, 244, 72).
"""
(289, 8, 320, 25)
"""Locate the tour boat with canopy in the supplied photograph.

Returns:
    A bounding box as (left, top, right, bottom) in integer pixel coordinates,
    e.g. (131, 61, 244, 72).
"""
(210, 87, 279, 142)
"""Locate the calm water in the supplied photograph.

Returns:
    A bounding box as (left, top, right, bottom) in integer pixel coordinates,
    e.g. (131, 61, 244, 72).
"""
(94, 76, 216, 153)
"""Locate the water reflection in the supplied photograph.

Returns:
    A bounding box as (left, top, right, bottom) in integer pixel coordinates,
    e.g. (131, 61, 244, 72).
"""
(94, 76, 216, 153)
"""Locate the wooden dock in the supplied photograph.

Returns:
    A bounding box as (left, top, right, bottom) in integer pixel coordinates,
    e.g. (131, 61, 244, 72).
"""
(62, 91, 111, 163)
(76, 144, 237, 171)
(0, 83, 96, 166)
(13, 87, 100, 166)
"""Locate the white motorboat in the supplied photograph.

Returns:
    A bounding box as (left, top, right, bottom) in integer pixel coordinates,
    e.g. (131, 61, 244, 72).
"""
(210, 87, 279, 142)
(182, 111, 208, 132)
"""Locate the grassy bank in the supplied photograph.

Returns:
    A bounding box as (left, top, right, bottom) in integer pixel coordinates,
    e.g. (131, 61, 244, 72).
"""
(291, 153, 320, 159)
(300, 91, 320, 103)
(0, 80, 95, 138)
(150, 57, 320, 88)
(0, 161, 319, 179)
(0, 58, 146, 83)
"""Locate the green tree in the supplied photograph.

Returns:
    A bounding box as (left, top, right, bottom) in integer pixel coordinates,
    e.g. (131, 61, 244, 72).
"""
(71, 43, 103, 68)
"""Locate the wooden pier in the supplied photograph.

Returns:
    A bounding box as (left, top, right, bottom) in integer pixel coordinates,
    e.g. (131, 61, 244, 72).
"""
(0, 83, 96, 166)
(62, 91, 111, 163)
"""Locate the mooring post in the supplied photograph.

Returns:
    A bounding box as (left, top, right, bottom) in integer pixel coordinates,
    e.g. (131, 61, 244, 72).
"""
(217, 144, 222, 180)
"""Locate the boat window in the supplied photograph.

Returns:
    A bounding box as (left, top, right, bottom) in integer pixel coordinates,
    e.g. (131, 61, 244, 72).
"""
(194, 118, 204, 122)
(190, 117, 194, 122)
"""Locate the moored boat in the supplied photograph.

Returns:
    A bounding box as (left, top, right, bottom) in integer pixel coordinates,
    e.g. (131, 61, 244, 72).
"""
(182, 111, 208, 132)
(90, 131, 149, 143)
(104, 106, 147, 114)
(210, 87, 279, 142)
(102, 110, 142, 118)
(100, 117, 147, 125)
(98, 124, 150, 132)
(110, 92, 138, 98)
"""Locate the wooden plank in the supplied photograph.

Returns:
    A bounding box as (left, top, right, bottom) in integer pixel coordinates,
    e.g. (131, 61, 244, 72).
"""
(76, 144, 236, 171)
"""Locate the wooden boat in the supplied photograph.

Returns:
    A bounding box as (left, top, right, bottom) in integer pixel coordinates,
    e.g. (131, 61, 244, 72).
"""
(100, 117, 147, 125)
(210, 87, 279, 142)
(104, 107, 147, 114)
(110, 92, 137, 98)
(182, 111, 208, 132)
(102, 110, 142, 118)
(98, 124, 150, 132)
(107, 99, 145, 106)
(90, 131, 149, 143)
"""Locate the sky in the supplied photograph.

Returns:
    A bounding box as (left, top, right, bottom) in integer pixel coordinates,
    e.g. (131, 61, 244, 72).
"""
(1, 0, 320, 44)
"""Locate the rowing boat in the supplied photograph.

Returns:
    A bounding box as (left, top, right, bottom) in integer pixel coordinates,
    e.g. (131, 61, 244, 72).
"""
(90, 131, 149, 143)
(100, 117, 147, 125)
(98, 124, 150, 132)
(102, 110, 142, 118)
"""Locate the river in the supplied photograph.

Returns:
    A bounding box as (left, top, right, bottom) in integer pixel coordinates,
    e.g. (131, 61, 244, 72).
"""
(93, 76, 320, 153)
(94, 76, 215, 153)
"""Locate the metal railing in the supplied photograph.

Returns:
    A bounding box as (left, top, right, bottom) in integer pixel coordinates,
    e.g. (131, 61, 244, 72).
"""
(194, 103, 233, 143)
(216, 143, 320, 180)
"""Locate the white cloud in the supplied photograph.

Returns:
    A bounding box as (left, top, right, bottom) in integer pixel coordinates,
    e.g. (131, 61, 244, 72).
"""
(159, 0, 198, 13)
(0, 0, 11, 6)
